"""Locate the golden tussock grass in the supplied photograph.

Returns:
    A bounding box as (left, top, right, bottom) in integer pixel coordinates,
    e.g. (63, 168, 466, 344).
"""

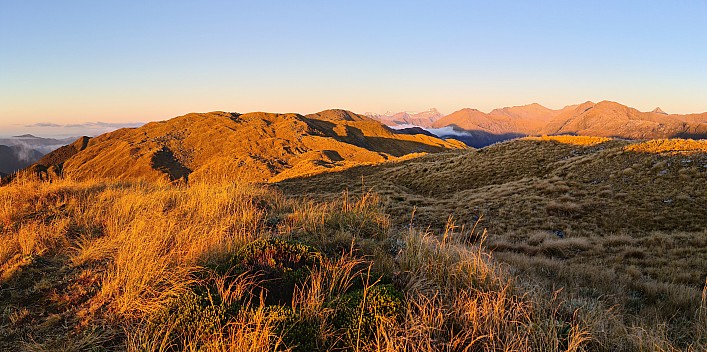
(625, 138, 707, 155)
(1, 176, 603, 351)
(2, 136, 706, 350)
(276, 135, 707, 350)
(527, 135, 614, 146)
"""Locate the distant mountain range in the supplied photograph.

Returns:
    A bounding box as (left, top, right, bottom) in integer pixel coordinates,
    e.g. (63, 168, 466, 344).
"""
(12, 110, 463, 184)
(0, 134, 78, 153)
(369, 101, 707, 147)
(5, 101, 707, 183)
(365, 108, 443, 128)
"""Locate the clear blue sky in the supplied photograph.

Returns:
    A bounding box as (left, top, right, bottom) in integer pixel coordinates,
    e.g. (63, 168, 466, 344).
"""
(1, 0, 706, 135)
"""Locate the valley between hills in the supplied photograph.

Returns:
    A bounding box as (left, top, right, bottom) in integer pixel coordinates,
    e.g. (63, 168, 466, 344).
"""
(1, 104, 706, 351)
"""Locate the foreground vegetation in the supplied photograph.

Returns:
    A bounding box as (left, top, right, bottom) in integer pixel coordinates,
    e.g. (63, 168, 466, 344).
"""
(277, 137, 707, 350)
(0, 178, 584, 351)
(1, 136, 706, 351)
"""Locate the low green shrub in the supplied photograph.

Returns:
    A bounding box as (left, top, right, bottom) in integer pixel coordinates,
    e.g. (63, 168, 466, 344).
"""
(331, 284, 405, 348)
(265, 305, 322, 352)
(230, 239, 323, 305)
(147, 290, 226, 348)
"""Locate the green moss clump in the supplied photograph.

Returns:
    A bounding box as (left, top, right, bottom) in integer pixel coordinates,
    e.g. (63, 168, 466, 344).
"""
(148, 290, 226, 348)
(332, 284, 405, 348)
(232, 239, 322, 305)
(263, 305, 322, 352)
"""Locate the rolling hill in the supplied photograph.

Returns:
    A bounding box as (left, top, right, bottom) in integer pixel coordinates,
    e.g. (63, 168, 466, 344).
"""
(24, 109, 464, 183)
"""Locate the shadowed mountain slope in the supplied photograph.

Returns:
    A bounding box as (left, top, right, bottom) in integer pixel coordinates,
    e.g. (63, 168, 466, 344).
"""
(33, 110, 464, 183)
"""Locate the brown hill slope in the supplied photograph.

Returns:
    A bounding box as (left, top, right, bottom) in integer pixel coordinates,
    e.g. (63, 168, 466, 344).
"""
(279, 136, 707, 235)
(42, 110, 464, 183)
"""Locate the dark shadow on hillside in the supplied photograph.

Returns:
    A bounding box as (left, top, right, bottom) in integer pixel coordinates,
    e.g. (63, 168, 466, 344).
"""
(300, 116, 458, 156)
(674, 131, 707, 140)
(151, 146, 192, 182)
(322, 150, 344, 162)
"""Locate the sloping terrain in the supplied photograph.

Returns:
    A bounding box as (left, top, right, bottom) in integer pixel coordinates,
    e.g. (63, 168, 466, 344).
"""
(278, 136, 707, 235)
(31, 110, 464, 183)
(277, 136, 707, 345)
(2, 133, 706, 350)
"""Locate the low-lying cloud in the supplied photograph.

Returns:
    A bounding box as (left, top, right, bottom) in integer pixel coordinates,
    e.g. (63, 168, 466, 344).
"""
(26, 121, 145, 129)
(389, 124, 474, 138)
(423, 126, 475, 138)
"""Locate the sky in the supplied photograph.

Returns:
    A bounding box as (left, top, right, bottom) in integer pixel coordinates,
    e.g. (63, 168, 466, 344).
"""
(1, 0, 707, 136)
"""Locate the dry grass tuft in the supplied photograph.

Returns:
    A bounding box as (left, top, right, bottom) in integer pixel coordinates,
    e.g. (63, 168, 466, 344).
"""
(625, 138, 707, 155)
(528, 135, 614, 146)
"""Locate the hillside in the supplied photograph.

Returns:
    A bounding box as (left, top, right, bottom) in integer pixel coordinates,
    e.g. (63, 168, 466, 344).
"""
(430, 101, 707, 146)
(30, 110, 464, 183)
(277, 136, 707, 348)
(2, 134, 706, 350)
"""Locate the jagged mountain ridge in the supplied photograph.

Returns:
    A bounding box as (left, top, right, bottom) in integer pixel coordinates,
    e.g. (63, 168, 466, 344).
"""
(431, 101, 707, 144)
(28, 109, 464, 183)
(540, 101, 707, 138)
(366, 108, 443, 128)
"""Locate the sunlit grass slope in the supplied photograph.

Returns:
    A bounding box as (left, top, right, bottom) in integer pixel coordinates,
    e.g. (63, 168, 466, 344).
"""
(0, 177, 605, 351)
